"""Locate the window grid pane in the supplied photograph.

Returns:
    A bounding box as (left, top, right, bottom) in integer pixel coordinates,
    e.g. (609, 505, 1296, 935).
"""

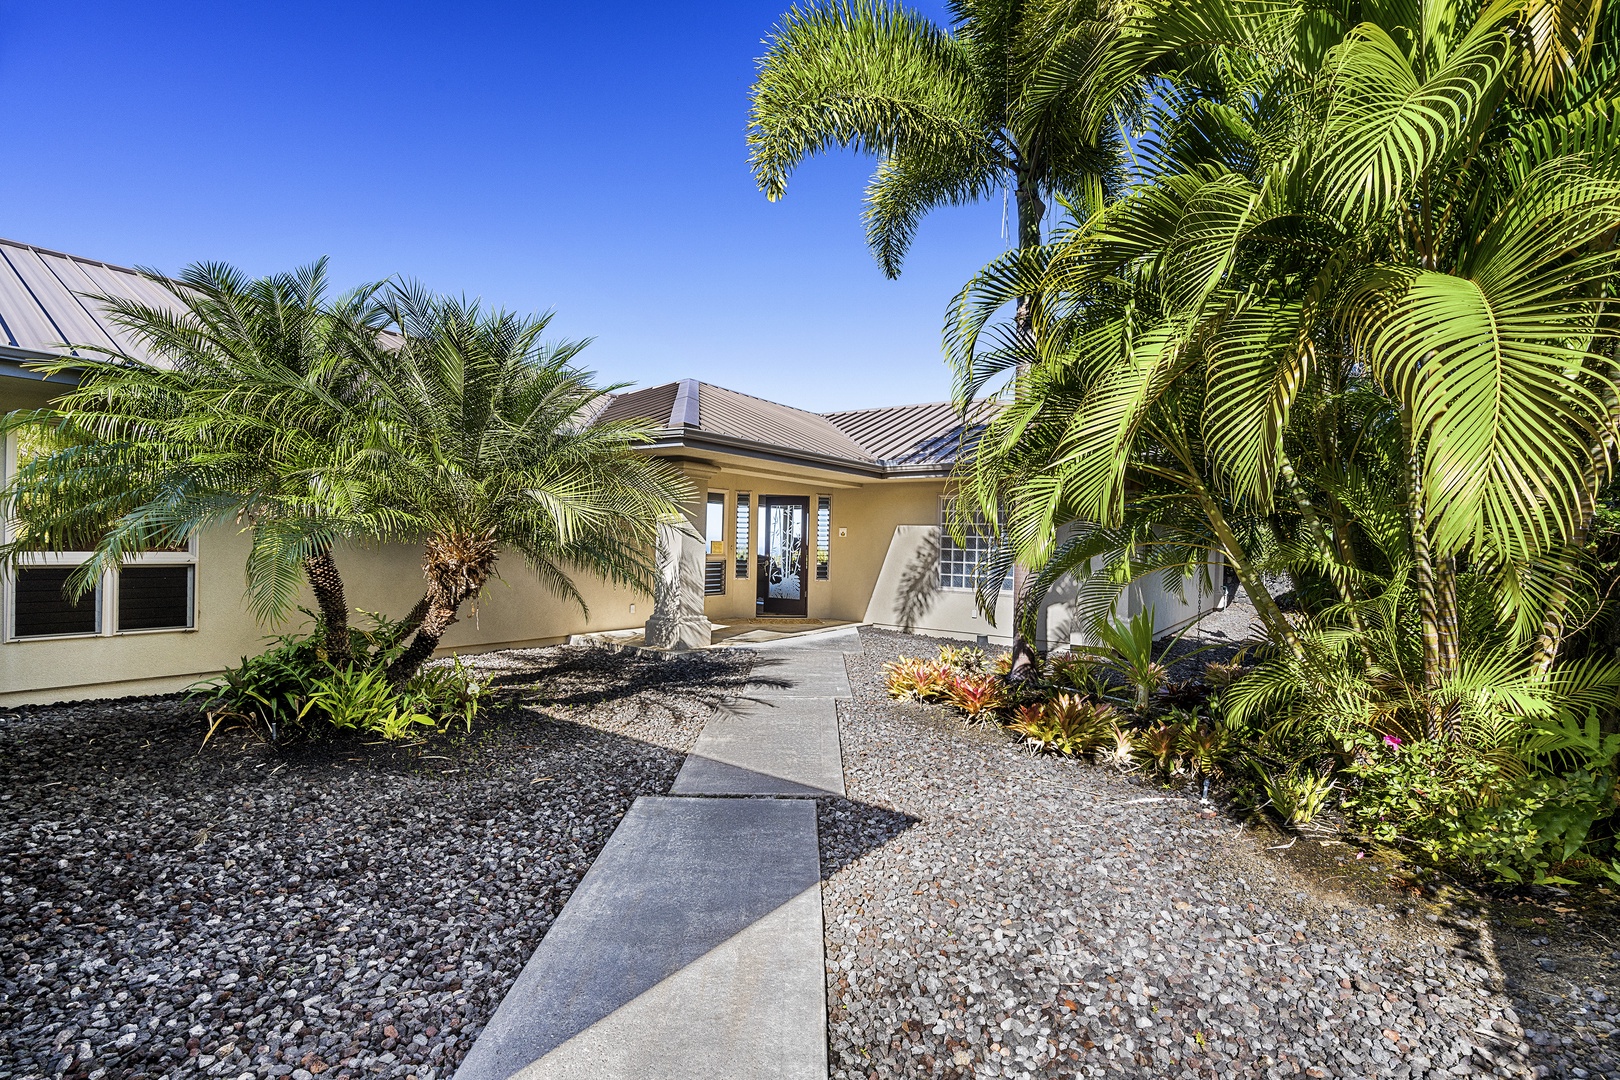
(938, 500, 1008, 591)
(734, 493, 751, 578)
(815, 496, 830, 580)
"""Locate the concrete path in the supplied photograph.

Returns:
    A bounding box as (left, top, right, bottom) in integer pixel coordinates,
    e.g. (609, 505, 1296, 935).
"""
(671, 633, 852, 797)
(455, 627, 859, 1080)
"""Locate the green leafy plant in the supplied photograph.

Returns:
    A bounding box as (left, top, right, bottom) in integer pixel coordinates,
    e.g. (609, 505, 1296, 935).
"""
(1009, 695, 1118, 756)
(1258, 766, 1336, 829)
(194, 631, 329, 745)
(1176, 715, 1233, 779)
(1135, 723, 1183, 776)
(301, 664, 436, 740)
(938, 645, 986, 672)
(1048, 652, 1106, 698)
(1079, 611, 1196, 712)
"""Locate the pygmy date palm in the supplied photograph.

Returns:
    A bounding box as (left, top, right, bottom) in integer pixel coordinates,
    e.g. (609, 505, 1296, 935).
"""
(0, 259, 390, 666)
(363, 287, 691, 685)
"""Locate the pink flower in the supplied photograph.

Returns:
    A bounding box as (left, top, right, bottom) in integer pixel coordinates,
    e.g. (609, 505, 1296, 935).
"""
(1383, 735, 1403, 747)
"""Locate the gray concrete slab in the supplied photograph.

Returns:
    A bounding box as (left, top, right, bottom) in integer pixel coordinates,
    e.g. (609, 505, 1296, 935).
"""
(454, 797, 825, 1080)
(671, 696, 846, 797)
(746, 653, 853, 699)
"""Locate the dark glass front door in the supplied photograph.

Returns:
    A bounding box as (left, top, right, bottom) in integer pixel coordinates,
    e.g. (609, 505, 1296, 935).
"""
(757, 496, 809, 616)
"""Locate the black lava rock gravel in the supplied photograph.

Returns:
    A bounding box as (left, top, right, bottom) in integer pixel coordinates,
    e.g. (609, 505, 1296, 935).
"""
(821, 628, 1613, 1080)
(0, 645, 753, 1080)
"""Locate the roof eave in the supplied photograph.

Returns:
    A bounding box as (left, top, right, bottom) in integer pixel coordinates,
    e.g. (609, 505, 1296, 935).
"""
(642, 427, 960, 479)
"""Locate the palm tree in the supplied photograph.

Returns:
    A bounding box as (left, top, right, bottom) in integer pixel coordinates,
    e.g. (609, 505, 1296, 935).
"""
(749, 0, 1132, 675)
(947, 0, 1620, 721)
(0, 260, 391, 667)
(361, 287, 691, 685)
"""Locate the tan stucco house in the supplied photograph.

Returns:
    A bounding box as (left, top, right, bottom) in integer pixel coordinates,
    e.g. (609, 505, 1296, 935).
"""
(0, 238, 1222, 706)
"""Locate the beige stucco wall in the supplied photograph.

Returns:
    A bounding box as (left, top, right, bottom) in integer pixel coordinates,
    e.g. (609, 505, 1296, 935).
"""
(0, 526, 652, 706)
(0, 373, 653, 704)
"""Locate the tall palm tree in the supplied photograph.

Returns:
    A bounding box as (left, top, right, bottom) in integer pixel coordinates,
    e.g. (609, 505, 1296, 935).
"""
(948, 0, 1620, 719)
(362, 288, 691, 685)
(749, 0, 1132, 674)
(0, 260, 391, 667)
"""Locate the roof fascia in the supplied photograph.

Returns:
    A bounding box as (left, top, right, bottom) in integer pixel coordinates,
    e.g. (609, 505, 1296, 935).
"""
(644, 429, 956, 480)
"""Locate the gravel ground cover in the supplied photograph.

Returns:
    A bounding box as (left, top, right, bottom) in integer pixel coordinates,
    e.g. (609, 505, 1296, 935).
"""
(0, 645, 752, 1080)
(820, 627, 1617, 1079)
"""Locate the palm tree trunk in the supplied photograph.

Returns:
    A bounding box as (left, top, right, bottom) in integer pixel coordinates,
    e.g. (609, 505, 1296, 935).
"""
(302, 549, 351, 667)
(1006, 174, 1047, 681)
(385, 530, 499, 687)
(1403, 408, 1446, 738)
(1278, 452, 1369, 636)
(1187, 476, 1302, 658)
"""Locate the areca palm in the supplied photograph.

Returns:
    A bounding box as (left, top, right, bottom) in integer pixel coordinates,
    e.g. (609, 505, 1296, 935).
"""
(750, 0, 1136, 672)
(949, 0, 1620, 715)
(362, 288, 690, 685)
(0, 260, 391, 667)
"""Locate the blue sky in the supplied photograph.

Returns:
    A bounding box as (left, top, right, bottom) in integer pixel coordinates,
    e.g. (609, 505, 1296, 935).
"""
(0, 1, 1012, 412)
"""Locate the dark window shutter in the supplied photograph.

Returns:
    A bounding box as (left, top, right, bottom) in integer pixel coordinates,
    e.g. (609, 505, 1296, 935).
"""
(13, 567, 97, 637)
(117, 566, 193, 631)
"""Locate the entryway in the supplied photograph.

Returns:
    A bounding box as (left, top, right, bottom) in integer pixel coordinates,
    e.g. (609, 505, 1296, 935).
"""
(757, 495, 810, 617)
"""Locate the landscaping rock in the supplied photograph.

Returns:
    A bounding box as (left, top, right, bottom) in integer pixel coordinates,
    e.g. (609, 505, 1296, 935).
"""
(819, 627, 1614, 1080)
(0, 646, 753, 1080)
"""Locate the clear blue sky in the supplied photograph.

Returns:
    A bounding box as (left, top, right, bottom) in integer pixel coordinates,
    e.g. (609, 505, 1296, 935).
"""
(0, 1, 1012, 412)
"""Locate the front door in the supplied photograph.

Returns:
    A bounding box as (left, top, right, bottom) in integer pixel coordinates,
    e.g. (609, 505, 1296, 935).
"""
(757, 496, 809, 616)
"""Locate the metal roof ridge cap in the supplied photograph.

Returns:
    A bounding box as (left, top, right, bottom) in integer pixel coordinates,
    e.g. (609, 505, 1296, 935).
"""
(671, 378, 701, 428)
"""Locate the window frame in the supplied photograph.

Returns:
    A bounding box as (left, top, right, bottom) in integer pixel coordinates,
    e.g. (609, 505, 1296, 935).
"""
(0, 430, 199, 643)
(734, 492, 751, 579)
(703, 490, 727, 596)
(815, 495, 831, 580)
(937, 497, 1012, 594)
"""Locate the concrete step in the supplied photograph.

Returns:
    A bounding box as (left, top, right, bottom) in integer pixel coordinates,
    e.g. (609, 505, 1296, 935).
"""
(454, 797, 825, 1080)
(671, 696, 846, 797)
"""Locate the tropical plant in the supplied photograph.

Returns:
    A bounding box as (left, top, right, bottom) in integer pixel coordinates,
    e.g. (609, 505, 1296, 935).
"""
(1009, 693, 1117, 754)
(944, 670, 1009, 720)
(1258, 766, 1337, 829)
(193, 612, 488, 744)
(1076, 609, 1197, 710)
(359, 287, 691, 685)
(0, 260, 390, 665)
(947, 0, 1620, 687)
(749, 0, 1139, 676)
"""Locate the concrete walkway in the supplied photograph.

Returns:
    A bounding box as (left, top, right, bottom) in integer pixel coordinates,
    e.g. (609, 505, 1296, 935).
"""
(455, 627, 859, 1080)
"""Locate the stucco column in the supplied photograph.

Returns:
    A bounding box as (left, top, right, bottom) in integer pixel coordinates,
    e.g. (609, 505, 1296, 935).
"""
(643, 462, 716, 650)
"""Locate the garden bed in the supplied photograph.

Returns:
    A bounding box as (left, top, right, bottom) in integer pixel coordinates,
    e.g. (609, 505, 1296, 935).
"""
(821, 627, 1619, 1079)
(0, 645, 753, 1080)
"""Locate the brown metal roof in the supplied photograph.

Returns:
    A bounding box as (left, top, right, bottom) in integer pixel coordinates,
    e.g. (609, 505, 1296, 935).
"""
(596, 379, 994, 475)
(824, 398, 997, 467)
(699, 383, 875, 463)
(0, 238, 182, 366)
(593, 381, 681, 428)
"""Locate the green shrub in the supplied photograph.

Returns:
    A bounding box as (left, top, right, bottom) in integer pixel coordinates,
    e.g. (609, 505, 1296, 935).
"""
(1256, 766, 1336, 828)
(1344, 736, 1618, 883)
(1008, 695, 1117, 756)
(194, 631, 329, 744)
(193, 617, 488, 745)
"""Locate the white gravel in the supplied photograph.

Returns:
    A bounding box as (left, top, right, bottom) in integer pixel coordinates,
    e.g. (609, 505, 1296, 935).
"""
(818, 628, 1614, 1079)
